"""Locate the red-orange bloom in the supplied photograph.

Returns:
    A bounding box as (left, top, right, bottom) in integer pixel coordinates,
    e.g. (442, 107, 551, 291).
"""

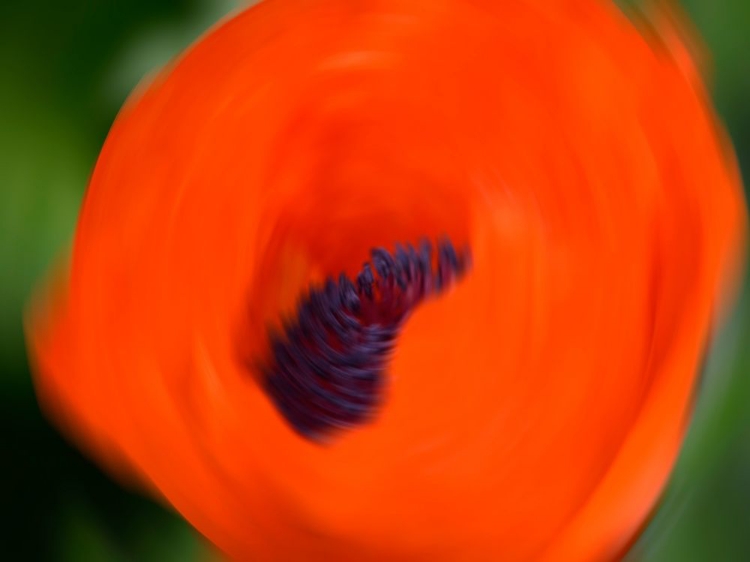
(27, 0, 745, 560)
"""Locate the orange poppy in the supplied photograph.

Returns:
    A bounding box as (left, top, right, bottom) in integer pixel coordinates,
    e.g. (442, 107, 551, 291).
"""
(26, 0, 745, 560)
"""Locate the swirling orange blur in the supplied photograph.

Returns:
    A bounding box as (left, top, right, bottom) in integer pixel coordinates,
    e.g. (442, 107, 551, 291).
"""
(26, 0, 746, 560)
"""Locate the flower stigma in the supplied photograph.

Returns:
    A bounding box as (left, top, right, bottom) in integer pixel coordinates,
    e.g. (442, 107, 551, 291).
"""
(261, 238, 471, 442)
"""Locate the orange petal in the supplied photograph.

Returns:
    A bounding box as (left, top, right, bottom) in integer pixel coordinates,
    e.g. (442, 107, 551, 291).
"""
(26, 0, 745, 560)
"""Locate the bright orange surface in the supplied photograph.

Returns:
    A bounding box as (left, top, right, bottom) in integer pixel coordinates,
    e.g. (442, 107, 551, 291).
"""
(27, 0, 745, 560)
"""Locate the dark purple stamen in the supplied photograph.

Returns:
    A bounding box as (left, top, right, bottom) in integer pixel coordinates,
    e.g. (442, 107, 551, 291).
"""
(261, 238, 470, 442)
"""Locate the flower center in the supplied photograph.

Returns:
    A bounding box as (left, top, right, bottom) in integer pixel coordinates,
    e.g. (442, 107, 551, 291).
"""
(261, 238, 470, 442)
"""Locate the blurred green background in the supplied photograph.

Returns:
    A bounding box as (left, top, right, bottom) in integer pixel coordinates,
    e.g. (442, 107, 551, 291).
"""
(0, 0, 747, 560)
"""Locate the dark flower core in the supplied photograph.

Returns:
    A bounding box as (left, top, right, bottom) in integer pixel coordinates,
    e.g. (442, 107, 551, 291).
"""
(262, 238, 471, 442)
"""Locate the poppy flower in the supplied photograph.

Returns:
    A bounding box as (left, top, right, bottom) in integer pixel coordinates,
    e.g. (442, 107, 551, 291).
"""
(26, 0, 745, 560)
